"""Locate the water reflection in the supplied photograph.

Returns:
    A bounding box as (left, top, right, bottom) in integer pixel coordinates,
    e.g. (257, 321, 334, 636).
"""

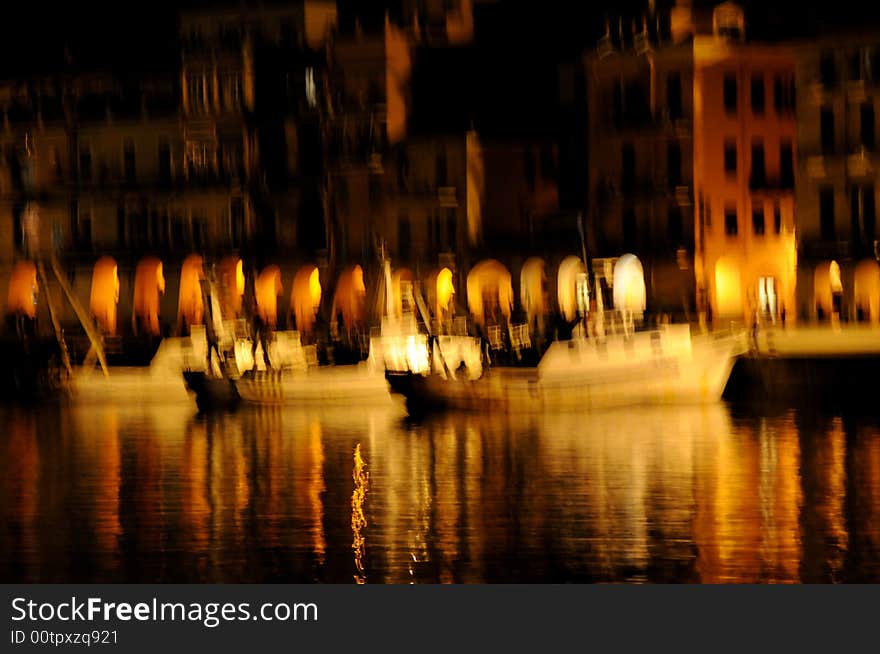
(1, 401, 879, 583)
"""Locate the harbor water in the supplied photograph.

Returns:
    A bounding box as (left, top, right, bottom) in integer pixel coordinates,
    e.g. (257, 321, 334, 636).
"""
(1, 398, 879, 583)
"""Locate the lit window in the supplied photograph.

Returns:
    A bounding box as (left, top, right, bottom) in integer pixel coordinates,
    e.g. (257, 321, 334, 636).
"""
(305, 67, 317, 108)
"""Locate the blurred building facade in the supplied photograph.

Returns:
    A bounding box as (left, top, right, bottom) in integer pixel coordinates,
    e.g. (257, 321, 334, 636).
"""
(586, 0, 798, 326)
(795, 35, 880, 324)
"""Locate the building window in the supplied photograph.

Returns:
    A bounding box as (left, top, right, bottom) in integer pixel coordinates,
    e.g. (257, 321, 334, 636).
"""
(187, 74, 207, 113)
(398, 212, 411, 260)
(621, 143, 635, 192)
(752, 207, 765, 235)
(668, 206, 683, 242)
(725, 206, 738, 236)
(191, 213, 207, 250)
(773, 201, 782, 234)
(751, 75, 765, 115)
(861, 102, 875, 149)
(820, 52, 836, 88)
(70, 201, 92, 250)
(780, 141, 794, 187)
(123, 139, 136, 183)
(230, 197, 244, 247)
(435, 151, 448, 187)
(623, 207, 637, 249)
(667, 141, 681, 187)
(820, 187, 835, 240)
(751, 141, 765, 187)
(851, 185, 876, 246)
(723, 73, 737, 113)
(667, 72, 682, 120)
(821, 106, 835, 153)
(79, 148, 92, 183)
(724, 140, 737, 176)
(446, 208, 457, 251)
(774, 75, 795, 114)
(158, 140, 171, 183)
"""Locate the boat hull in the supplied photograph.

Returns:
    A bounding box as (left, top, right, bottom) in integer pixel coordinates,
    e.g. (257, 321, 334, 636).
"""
(233, 364, 392, 405)
(395, 331, 743, 412)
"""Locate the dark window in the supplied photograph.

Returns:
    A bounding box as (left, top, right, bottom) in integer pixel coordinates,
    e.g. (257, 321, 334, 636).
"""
(621, 143, 635, 192)
(230, 197, 244, 247)
(723, 74, 737, 113)
(369, 177, 382, 208)
(192, 214, 207, 250)
(780, 141, 794, 187)
(623, 207, 637, 249)
(820, 52, 836, 88)
(158, 140, 171, 183)
(751, 142, 766, 186)
(820, 187, 835, 240)
(667, 72, 682, 120)
(123, 140, 136, 183)
(774, 75, 795, 114)
(753, 207, 765, 235)
(172, 217, 186, 250)
(116, 201, 126, 248)
(79, 149, 92, 182)
(446, 208, 457, 250)
(668, 206, 683, 242)
(612, 81, 623, 127)
(398, 212, 411, 260)
(821, 106, 835, 152)
(724, 141, 737, 176)
(337, 177, 349, 211)
(667, 141, 682, 187)
(751, 75, 765, 115)
(70, 201, 92, 250)
(725, 206, 738, 236)
(774, 202, 782, 234)
(852, 185, 876, 246)
(435, 151, 448, 187)
(848, 50, 862, 81)
(861, 102, 875, 149)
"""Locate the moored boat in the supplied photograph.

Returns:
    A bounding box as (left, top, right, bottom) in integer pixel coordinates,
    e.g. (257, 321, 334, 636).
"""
(392, 324, 747, 412)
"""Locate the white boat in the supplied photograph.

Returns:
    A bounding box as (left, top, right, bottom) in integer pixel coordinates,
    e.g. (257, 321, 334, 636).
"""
(389, 324, 747, 412)
(233, 362, 393, 405)
(65, 337, 199, 404)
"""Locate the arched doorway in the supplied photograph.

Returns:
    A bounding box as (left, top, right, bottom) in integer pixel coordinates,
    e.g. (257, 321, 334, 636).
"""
(177, 254, 204, 333)
(814, 260, 843, 321)
(466, 259, 513, 329)
(854, 259, 880, 323)
(7, 260, 38, 319)
(291, 265, 322, 334)
(132, 257, 165, 337)
(90, 256, 119, 335)
(520, 257, 547, 339)
(331, 265, 366, 335)
(391, 268, 415, 317)
(557, 255, 587, 323)
(612, 254, 646, 315)
(256, 265, 283, 329)
(218, 255, 245, 319)
(714, 255, 743, 321)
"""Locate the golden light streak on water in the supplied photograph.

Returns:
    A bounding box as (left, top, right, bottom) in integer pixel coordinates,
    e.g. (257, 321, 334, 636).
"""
(351, 443, 369, 584)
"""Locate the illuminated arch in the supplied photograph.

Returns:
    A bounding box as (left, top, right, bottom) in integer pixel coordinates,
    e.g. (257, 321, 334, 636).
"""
(612, 254, 646, 313)
(520, 257, 547, 319)
(557, 256, 586, 323)
(133, 257, 165, 336)
(218, 255, 245, 318)
(90, 256, 120, 335)
(256, 265, 284, 329)
(814, 260, 843, 320)
(331, 265, 366, 331)
(714, 255, 743, 319)
(854, 259, 880, 323)
(392, 267, 415, 317)
(291, 265, 322, 334)
(7, 260, 38, 318)
(177, 254, 205, 331)
(466, 259, 513, 328)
